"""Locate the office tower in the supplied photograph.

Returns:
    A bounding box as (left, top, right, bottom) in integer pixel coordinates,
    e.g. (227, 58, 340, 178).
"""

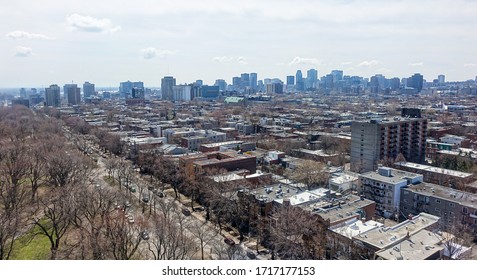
(201, 85, 220, 99)
(306, 69, 318, 89)
(64, 84, 81, 105)
(437, 75, 445, 84)
(172, 85, 191, 101)
(389, 78, 401, 91)
(266, 82, 283, 94)
(407, 73, 424, 92)
(195, 80, 203, 86)
(119, 81, 143, 98)
(214, 79, 227, 91)
(286, 76, 295, 86)
(241, 73, 250, 88)
(232, 77, 241, 90)
(45, 84, 61, 107)
(83, 82, 95, 98)
(161, 76, 176, 101)
(250, 73, 257, 90)
(295, 70, 304, 91)
(350, 109, 427, 173)
(257, 80, 264, 92)
(20, 88, 27, 98)
(131, 87, 145, 99)
(331, 70, 343, 82)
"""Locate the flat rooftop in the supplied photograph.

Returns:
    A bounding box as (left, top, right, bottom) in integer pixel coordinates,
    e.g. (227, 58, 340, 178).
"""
(407, 183, 477, 209)
(353, 213, 440, 250)
(395, 161, 473, 178)
(374, 229, 443, 260)
(360, 168, 420, 185)
(331, 218, 383, 239)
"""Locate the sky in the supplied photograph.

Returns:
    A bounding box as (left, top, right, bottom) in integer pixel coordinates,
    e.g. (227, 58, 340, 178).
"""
(1, 0, 477, 88)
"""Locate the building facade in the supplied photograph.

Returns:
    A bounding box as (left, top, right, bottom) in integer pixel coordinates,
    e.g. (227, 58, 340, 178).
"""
(360, 167, 423, 218)
(45, 84, 61, 107)
(351, 116, 427, 173)
(400, 183, 477, 236)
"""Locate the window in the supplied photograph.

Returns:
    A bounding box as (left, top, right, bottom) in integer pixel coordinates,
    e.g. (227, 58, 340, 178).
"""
(449, 202, 455, 207)
(403, 199, 408, 203)
(463, 207, 468, 214)
(435, 199, 441, 204)
(435, 207, 441, 212)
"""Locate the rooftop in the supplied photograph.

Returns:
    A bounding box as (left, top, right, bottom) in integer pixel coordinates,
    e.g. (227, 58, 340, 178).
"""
(353, 213, 440, 250)
(394, 161, 473, 178)
(406, 183, 477, 208)
(374, 229, 443, 260)
(360, 167, 422, 185)
(331, 218, 383, 239)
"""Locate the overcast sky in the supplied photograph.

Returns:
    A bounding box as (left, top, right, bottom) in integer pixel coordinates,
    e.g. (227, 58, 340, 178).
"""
(1, 0, 477, 87)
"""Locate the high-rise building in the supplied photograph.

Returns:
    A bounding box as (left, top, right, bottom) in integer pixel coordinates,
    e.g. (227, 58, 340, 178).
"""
(172, 85, 191, 101)
(201, 85, 220, 99)
(119, 81, 144, 98)
(232, 77, 241, 90)
(20, 88, 27, 98)
(250, 73, 257, 90)
(407, 73, 424, 92)
(295, 70, 304, 91)
(241, 73, 250, 88)
(437, 75, 445, 84)
(214, 79, 227, 91)
(306, 69, 318, 89)
(45, 84, 61, 107)
(83, 81, 95, 98)
(350, 109, 427, 173)
(331, 70, 343, 82)
(286, 75, 295, 86)
(64, 84, 81, 105)
(161, 76, 176, 101)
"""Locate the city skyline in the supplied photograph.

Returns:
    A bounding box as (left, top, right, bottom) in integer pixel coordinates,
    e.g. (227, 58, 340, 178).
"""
(1, 0, 477, 87)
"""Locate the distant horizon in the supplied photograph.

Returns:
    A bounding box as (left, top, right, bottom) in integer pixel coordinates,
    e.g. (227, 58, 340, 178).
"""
(2, 0, 477, 87)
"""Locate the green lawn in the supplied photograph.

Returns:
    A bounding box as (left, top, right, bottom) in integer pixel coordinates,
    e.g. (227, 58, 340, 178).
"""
(10, 222, 51, 260)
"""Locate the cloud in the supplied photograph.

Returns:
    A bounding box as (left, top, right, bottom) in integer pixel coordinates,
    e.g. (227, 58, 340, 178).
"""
(140, 47, 176, 59)
(340, 61, 353, 65)
(237, 56, 248, 65)
(409, 62, 424, 66)
(464, 63, 477, 67)
(14, 46, 34, 57)
(288, 56, 322, 66)
(6, 30, 55, 40)
(212, 56, 247, 64)
(212, 56, 234, 63)
(358, 60, 380, 67)
(66, 14, 121, 33)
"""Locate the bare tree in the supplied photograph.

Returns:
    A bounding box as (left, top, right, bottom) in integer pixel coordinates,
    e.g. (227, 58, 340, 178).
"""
(189, 220, 219, 260)
(32, 185, 78, 259)
(284, 159, 328, 190)
(269, 204, 328, 260)
(103, 211, 147, 260)
(148, 209, 196, 260)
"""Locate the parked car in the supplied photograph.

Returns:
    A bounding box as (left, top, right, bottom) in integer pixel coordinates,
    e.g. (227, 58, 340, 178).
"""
(247, 251, 256, 259)
(129, 186, 136, 193)
(182, 208, 191, 216)
(142, 195, 149, 203)
(156, 192, 164, 198)
(258, 249, 270, 255)
(140, 231, 149, 240)
(224, 237, 235, 246)
(193, 206, 205, 212)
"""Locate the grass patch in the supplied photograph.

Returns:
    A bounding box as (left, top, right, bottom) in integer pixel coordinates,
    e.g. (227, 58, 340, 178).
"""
(103, 175, 117, 186)
(10, 221, 51, 260)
